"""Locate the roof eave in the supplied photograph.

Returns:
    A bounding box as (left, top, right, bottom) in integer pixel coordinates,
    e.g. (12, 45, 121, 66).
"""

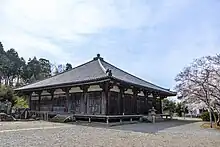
(110, 77, 176, 97)
(15, 77, 110, 92)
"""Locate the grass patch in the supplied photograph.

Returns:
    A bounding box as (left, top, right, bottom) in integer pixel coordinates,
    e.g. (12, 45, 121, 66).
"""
(201, 122, 220, 130)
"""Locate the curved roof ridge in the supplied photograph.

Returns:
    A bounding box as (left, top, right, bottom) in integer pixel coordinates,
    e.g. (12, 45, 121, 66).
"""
(98, 58, 107, 74)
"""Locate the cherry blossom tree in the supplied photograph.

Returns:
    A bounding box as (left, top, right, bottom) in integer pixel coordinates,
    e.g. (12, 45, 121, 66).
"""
(175, 55, 220, 127)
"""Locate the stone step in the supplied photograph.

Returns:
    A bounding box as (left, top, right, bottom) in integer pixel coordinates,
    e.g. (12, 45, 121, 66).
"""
(0, 113, 16, 121)
(142, 115, 167, 123)
(50, 114, 74, 123)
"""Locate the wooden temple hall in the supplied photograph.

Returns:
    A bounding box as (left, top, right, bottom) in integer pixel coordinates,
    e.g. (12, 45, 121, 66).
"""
(16, 54, 176, 121)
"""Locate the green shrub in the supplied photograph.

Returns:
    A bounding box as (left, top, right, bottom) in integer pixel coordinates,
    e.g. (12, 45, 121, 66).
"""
(0, 85, 16, 104)
(175, 103, 183, 117)
(200, 111, 219, 121)
(200, 112, 210, 121)
(13, 96, 28, 108)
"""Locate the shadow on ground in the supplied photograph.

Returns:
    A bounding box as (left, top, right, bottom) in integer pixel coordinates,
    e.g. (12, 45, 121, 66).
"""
(71, 119, 201, 133)
(110, 120, 200, 133)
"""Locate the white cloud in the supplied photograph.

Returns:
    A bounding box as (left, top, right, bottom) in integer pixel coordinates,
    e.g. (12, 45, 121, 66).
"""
(1, 0, 150, 39)
(2, 0, 218, 92)
(0, 0, 154, 63)
(0, 0, 190, 62)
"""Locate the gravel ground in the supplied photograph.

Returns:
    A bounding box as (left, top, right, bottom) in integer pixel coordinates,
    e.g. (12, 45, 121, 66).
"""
(0, 121, 220, 147)
(0, 121, 65, 131)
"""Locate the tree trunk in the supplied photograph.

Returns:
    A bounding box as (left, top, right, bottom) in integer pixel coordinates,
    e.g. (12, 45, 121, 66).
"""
(9, 77, 13, 87)
(209, 109, 213, 128)
(0, 75, 2, 85)
(217, 112, 220, 126)
(17, 75, 20, 85)
(212, 111, 217, 123)
(217, 115, 220, 126)
(5, 77, 8, 86)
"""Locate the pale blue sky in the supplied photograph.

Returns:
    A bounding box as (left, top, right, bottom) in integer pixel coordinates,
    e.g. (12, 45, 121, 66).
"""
(0, 0, 220, 90)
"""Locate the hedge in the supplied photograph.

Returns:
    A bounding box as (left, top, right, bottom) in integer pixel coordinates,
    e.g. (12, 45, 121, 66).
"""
(200, 111, 219, 121)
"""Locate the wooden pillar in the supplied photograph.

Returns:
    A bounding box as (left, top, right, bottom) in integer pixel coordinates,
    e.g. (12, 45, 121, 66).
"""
(28, 92, 33, 110)
(105, 83, 110, 115)
(36, 91, 42, 111)
(51, 92, 54, 112)
(47, 89, 55, 112)
(62, 87, 71, 113)
(159, 97, 162, 114)
(101, 91, 106, 115)
(132, 88, 138, 114)
(86, 92, 89, 114)
(119, 86, 127, 115)
(38, 94, 41, 111)
(117, 91, 121, 115)
(100, 92, 102, 114)
(100, 82, 113, 115)
(80, 85, 89, 114)
(159, 96, 165, 114)
(144, 94, 146, 114)
(66, 88, 71, 113)
(146, 94, 149, 113)
(152, 92, 157, 108)
(85, 87, 89, 114)
(106, 91, 109, 115)
(80, 92, 85, 114)
(119, 87, 123, 115)
(144, 91, 150, 114)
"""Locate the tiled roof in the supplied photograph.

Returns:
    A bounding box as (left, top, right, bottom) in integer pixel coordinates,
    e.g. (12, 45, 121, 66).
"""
(16, 54, 176, 96)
